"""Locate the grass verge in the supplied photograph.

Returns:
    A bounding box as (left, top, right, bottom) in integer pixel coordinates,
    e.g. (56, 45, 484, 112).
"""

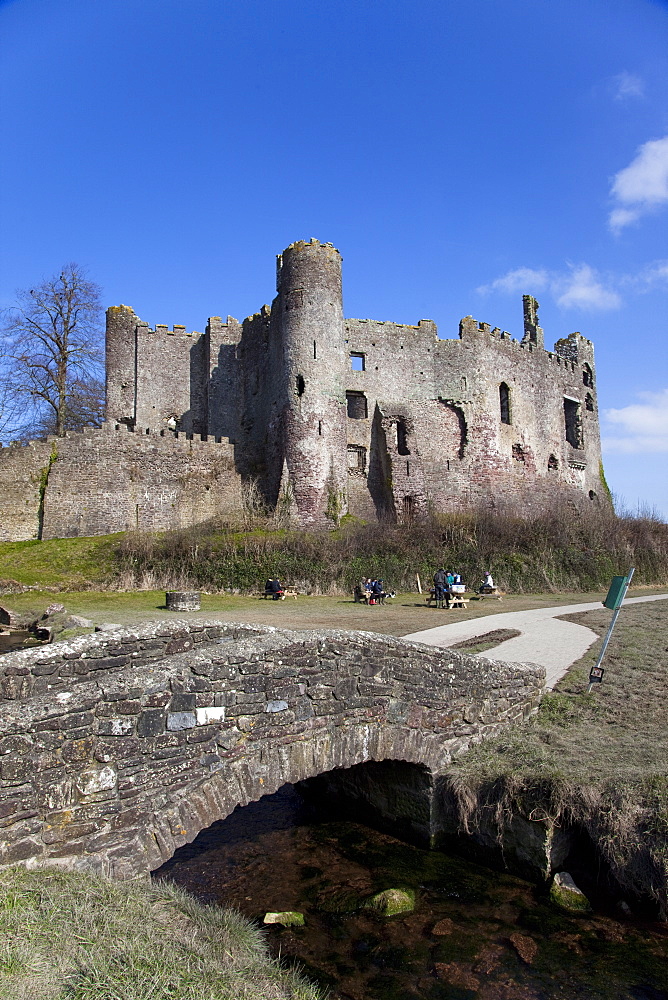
(0, 867, 322, 1000)
(443, 601, 668, 916)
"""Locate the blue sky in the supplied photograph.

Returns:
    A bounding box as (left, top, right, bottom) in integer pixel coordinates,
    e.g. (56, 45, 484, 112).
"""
(1, 0, 667, 517)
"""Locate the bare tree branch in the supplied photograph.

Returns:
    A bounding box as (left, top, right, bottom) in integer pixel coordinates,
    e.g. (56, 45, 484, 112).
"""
(0, 264, 104, 439)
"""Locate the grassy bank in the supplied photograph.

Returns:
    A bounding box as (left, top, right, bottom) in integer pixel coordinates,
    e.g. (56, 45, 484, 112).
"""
(443, 600, 668, 916)
(2, 505, 666, 596)
(0, 867, 321, 1000)
(114, 506, 668, 595)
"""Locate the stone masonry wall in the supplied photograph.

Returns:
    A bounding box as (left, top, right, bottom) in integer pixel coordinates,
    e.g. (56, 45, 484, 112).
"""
(0, 439, 54, 542)
(41, 424, 243, 538)
(0, 621, 544, 878)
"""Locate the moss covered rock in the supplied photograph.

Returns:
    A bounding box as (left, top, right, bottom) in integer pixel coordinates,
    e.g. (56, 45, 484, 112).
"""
(263, 910, 305, 927)
(549, 872, 592, 913)
(363, 888, 415, 916)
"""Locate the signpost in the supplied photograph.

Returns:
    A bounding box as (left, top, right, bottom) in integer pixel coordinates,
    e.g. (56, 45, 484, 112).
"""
(586, 567, 634, 693)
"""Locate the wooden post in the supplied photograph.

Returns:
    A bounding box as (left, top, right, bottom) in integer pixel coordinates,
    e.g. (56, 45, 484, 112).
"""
(415, 573, 422, 594)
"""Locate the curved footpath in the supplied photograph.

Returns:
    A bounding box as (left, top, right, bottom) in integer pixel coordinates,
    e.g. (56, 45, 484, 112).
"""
(403, 593, 668, 689)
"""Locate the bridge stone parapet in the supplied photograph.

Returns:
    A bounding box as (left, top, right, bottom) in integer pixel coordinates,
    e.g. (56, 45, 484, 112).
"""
(0, 621, 544, 878)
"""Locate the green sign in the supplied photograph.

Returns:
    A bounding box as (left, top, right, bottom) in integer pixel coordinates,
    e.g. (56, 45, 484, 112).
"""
(603, 575, 628, 611)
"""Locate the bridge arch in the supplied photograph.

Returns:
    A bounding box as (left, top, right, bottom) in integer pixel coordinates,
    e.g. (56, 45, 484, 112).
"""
(0, 620, 543, 878)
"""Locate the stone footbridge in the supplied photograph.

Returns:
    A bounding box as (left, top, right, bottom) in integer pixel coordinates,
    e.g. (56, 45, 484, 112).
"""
(0, 621, 544, 878)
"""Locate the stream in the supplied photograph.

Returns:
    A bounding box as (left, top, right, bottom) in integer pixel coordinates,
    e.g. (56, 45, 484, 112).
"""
(154, 783, 668, 1000)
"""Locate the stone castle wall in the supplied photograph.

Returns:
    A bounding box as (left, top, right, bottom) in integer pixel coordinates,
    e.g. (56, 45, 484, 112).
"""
(0, 425, 242, 542)
(0, 239, 608, 540)
(0, 620, 543, 877)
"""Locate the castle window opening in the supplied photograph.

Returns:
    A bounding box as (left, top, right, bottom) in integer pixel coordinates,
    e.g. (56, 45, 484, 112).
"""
(583, 363, 594, 387)
(346, 391, 367, 419)
(313, 340, 317, 360)
(397, 419, 410, 455)
(564, 397, 584, 448)
(512, 443, 525, 463)
(347, 444, 367, 472)
(548, 454, 558, 471)
(589, 490, 598, 501)
(585, 392, 594, 412)
(402, 495, 415, 523)
(318, 420, 322, 436)
(499, 383, 511, 425)
(296, 374, 306, 397)
(350, 352, 365, 372)
(406, 460, 410, 477)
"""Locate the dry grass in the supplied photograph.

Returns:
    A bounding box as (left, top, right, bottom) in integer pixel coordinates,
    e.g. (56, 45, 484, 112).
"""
(114, 504, 668, 596)
(0, 867, 323, 1000)
(444, 601, 668, 915)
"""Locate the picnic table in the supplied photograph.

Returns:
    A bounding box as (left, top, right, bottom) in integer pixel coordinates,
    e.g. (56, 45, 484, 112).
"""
(426, 588, 469, 609)
(259, 589, 299, 600)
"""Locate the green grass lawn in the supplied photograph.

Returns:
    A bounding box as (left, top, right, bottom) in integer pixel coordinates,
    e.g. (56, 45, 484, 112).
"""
(0, 867, 321, 1000)
(0, 535, 121, 589)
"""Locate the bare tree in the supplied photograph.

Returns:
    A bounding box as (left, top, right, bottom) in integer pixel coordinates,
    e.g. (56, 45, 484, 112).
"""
(0, 264, 104, 439)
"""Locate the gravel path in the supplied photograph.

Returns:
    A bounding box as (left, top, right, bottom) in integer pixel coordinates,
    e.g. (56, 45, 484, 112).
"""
(403, 593, 668, 689)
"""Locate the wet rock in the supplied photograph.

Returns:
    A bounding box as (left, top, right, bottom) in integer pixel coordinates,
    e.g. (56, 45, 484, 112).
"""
(263, 911, 305, 927)
(434, 962, 480, 990)
(432, 917, 455, 935)
(549, 871, 592, 913)
(509, 932, 538, 964)
(363, 888, 415, 916)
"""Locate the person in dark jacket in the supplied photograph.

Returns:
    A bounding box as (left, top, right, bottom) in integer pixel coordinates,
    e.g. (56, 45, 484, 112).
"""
(433, 568, 450, 608)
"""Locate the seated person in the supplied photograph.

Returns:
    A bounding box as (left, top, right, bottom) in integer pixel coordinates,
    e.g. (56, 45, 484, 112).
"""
(267, 578, 284, 600)
(479, 571, 495, 593)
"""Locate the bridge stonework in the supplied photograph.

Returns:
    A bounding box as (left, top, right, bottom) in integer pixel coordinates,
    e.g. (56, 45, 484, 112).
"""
(0, 621, 543, 878)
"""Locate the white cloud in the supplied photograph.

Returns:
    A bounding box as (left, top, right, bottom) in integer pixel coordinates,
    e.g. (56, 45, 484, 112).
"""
(554, 264, 621, 311)
(613, 72, 645, 101)
(476, 268, 548, 296)
(609, 135, 668, 231)
(477, 263, 620, 312)
(603, 390, 668, 454)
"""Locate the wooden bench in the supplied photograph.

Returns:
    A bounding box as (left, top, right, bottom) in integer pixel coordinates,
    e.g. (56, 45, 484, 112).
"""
(259, 590, 299, 600)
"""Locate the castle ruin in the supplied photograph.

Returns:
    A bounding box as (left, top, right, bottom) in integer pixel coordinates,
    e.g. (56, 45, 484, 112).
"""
(0, 239, 607, 540)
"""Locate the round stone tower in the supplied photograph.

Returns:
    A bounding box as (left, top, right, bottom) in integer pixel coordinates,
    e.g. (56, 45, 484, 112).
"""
(275, 239, 348, 526)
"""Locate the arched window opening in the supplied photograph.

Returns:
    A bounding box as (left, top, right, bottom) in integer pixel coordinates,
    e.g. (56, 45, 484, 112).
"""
(585, 393, 594, 412)
(499, 383, 511, 425)
(397, 419, 410, 455)
(582, 363, 594, 388)
(589, 490, 598, 501)
(296, 374, 305, 397)
(548, 454, 558, 471)
(346, 391, 367, 419)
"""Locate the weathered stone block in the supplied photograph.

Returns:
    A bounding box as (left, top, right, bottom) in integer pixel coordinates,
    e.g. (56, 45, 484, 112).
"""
(166, 712, 196, 731)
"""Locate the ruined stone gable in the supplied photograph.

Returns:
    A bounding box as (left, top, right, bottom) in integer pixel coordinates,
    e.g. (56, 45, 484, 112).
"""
(0, 241, 608, 540)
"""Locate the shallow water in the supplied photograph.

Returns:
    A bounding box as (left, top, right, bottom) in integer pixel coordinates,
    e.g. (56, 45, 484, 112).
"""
(0, 630, 31, 654)
(155, 785, 668, 1000)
